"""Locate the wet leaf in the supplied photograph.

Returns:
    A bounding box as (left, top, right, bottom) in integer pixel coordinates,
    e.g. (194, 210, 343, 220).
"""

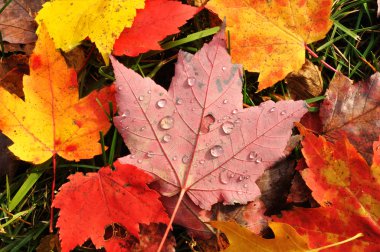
(112, 28, 307, 211)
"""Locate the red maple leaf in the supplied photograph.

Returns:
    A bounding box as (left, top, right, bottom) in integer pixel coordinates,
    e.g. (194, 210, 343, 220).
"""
(274, 129, 380, 251)
(111, 28, 308, 248)
(113, 0, 199, 57)
(53, 161, 169, 251)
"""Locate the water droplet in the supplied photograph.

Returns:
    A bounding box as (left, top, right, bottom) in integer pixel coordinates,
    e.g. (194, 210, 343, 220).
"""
(248, 151, 258, 160)
(376, 145, 380, 151)
(222, 66, 227, 71)
(234, 119, 241, 124)
(138, 95, 144, 101)
(187, 77, 196, 86)
(159, 116, 174, 130)
(182, 155, 190, 164)
(117, 86, 122, 91)
(219, 171, 229, 184)
(176, 98, 183, 105)
(210, 145, 224, 158)
(199, 160, 205, 164)
(229, 173, 235, 178)
(280, 110, 286, 115)
(162, 134, 171, 143)
(243, 184, 248, 188)
(245, 175, 250, 179)
(156, 99, 167, 108)
(232, 109, 238, 114)
(269, 107, 276, 112)
(191, 108, 196, 111)
(222, 121, 235, 134)
(217, 119, 222, 123)
(130, 155, 136, 159)
(238, 176, 244, 181)
(255, 157, 262, 164)
(121, 111, 128, 118)
(140, 126, 146, 131)
(223, 99, 228, 104)
(137, 159, 142, 164)
(172, 156, 177, 161)
(147, 90, 151, 94)
(237, 191, 243, 195)
(147, 151, 154, 158)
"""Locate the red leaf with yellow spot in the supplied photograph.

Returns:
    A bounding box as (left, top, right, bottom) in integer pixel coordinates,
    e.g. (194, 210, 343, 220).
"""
(53, 161, 169, 252)
(206, 0, 333, 90)
(274, 130, 380, 251)
(0, 25, 114, 164)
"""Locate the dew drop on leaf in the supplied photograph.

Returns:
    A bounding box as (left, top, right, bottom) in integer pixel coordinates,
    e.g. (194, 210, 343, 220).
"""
(187, 77, 196, 86)
(130, 155, 135, 159)
(199, 160, 205, 164)
(147, 151, 154, 158)
(138, 95, 144, 101)
(156, 99, 167, 108)
(147, 90, 151, 94)
(223, 99, 228, 104)
(231, 109, 238, 114)
(137, 159, 142, 164)
(176, 98, 183, 105)
(162, 134, 171, 143)
(280, 110, 287, 115)
(222, 66, 227, 71)
(172, 156, 177, 161)
(159, 116, 174, 130)
(255, 157, 262, 164)
(210, 145, 224, 157)
(238, 176, 244, 181)
(269, 107, 276, 112)
(182, 155, 190, 164)
(248, 151, 258, 160)
(140, 126, 146, 131)
(222, 121, 234, 134)
(219, 170, 229, 184)
(243, 184, 248, 188)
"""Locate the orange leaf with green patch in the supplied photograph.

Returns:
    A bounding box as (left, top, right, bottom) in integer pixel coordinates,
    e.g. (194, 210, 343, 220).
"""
(206, 0, 333, 91)
(0, 25, 114, 164)
(274, 130, 380, 251)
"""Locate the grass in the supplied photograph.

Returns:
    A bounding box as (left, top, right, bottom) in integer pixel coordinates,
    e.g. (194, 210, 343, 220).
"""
(0, 0, 379, 251)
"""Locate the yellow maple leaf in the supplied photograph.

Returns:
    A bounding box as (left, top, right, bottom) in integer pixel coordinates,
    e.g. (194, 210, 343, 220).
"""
(210, 221, 362, 252)
(0, 25, 114, 164)
(207, 0, 333, 91)
(35, 0, 145, 63)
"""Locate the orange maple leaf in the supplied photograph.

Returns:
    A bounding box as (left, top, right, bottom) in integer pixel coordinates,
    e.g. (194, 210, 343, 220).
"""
(274, 130, 380, 251)
(0, 25, 114, 164)
(206, 0, 333, 91)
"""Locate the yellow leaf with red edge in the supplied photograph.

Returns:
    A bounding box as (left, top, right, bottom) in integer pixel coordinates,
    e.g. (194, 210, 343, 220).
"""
(35, 0, 145, 63)
(206, 0, 333, 91)
(0, 25, 115, 164)
(274, 130, 380, 251)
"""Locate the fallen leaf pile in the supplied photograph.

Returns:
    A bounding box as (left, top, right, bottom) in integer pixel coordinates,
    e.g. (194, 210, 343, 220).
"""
(0, 0, 378, 251)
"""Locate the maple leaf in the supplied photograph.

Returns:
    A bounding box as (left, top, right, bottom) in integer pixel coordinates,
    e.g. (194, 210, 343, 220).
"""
(206, 0, 333, 91)
(113, 0, 199, 57)
(0, 25, 114, 164)
(0, 0, 44, 44)
(112, 28, 307, 209)
(274, 130, 380, 251)
(35, 0, 145, 62)
(319, 72, 380, 164)
(210, 221, 311, 251)
(53, 160, 169, 251)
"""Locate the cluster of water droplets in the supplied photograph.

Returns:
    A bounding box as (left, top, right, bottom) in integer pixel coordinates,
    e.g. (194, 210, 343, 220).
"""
(219, 168, 250, 194)
(268, 107, 287, 116)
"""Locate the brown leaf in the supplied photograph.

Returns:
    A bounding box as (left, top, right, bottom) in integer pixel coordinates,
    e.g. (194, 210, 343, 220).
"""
(285, 60, 323, 100)
(0, 54, 29, 98)
(0, 0, 45, 44)
(319, 72, 380, 164)
(36, 234, 61, 252)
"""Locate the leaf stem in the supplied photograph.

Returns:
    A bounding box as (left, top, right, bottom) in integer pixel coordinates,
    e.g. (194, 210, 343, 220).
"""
(157, 189, 186, 252)
(304, 44, 337, 73)
(50, 153, 57, 233)
(309, 233, 363, 251)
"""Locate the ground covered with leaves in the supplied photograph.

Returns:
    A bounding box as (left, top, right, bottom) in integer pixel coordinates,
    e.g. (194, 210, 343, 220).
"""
(0, 0, 379, 251)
